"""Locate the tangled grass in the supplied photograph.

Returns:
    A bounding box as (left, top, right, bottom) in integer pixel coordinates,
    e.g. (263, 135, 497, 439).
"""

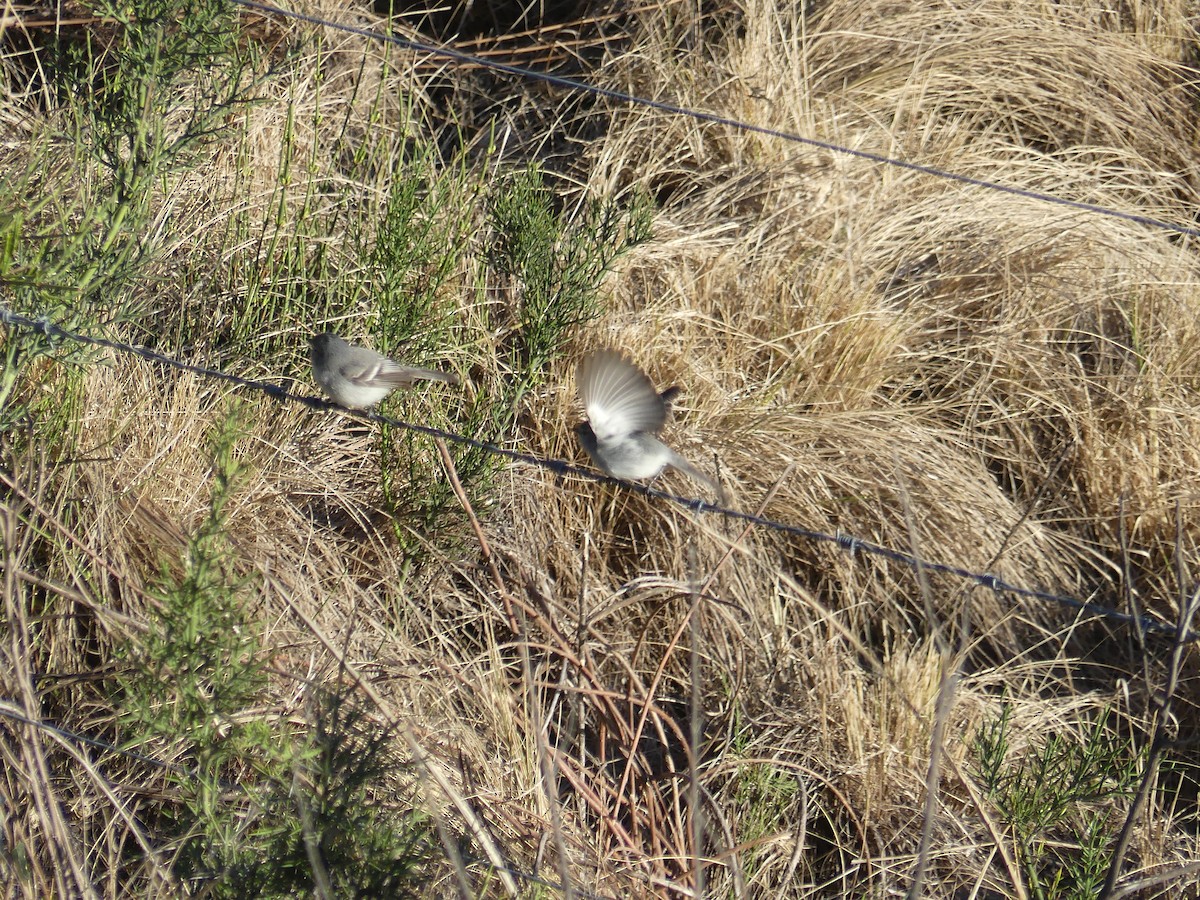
(2, 0, 1199, 896)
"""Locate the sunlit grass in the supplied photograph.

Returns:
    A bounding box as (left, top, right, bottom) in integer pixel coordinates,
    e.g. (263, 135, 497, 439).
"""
(2, 0, 1199, 896)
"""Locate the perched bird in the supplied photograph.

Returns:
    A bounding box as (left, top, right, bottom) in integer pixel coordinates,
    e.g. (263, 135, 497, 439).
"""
(575, 349, 720, 495)
(309, 332, 459, 409)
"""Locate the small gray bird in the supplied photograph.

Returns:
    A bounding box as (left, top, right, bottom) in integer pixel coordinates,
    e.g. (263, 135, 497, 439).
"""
(309, 332, 459, 409)
(575, 349, 720, 494)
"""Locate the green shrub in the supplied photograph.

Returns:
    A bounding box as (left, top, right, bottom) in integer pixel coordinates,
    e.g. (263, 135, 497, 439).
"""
(972, 704, 1141, 899)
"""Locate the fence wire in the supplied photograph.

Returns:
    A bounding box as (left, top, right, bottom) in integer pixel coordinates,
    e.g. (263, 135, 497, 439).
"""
(3, 307, 1194, 644)
(5, 6, 1200, 894)
(230, 0, 1200, 240)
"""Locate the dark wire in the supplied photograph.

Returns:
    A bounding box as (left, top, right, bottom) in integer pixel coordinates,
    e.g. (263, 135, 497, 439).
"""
(229, 0, 1200, 240)
(3, 307, 1193, 642)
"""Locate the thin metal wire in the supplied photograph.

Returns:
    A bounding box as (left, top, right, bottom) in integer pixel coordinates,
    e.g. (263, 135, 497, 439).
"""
(230, 0, 1200, 240)
(0, 701, 197, 777)
(3, 307, 1194, 642)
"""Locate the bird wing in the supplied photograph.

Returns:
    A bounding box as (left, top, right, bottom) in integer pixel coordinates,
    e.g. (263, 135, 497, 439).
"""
(577, 350, 667, 441)
(343, 354, 457, 386)
(665, 448, 723, 498)
(340, 353, 407, 386)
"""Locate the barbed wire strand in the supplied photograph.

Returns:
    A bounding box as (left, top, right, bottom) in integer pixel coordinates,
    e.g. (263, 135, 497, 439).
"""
(5, 9, 1198, 888)
(229, 0, 1200, 241)
(0, 701, 193, 776)
(3, 307, 1195, 643)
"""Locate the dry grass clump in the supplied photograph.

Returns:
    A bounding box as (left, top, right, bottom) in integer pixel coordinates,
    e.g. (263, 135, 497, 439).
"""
(556, 0, 1200, 890)
(584, 0, 1200, 600)
(4, 0, 1200, 896)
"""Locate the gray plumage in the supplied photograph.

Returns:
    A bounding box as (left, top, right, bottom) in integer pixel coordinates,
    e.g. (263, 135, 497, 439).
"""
(309, 332, 458, 409)
(575, 349, 719, 494)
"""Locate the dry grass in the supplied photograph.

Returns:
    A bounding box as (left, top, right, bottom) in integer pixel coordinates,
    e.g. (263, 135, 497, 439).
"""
(3, 0, 1200, 896)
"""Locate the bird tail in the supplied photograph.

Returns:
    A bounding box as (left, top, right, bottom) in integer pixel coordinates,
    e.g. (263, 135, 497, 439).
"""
(667, 451, 725, 502)
(398, 367, 461, 386)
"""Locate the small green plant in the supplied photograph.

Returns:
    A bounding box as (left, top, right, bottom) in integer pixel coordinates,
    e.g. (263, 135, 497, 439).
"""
(489, 164, 653, 394)
(972, 704, 1141, 900)
(364, 160, 651, 548)
(0, 0, 257, 435)
(121, 405, 260, 739)
(733, 762, 801, 878)
(117, 404, 275, 885)
(363, 146, 481, 542)
(370, 149, 477, 356)
(53, 0, 254, 311)
(0, 319, 80, 439)
(0, 0, 260, 378)
(217, 685, 433, 898)
(65, 0, 250, 188)
(117, 406, 431, 895)
(379, 164, 651, 546)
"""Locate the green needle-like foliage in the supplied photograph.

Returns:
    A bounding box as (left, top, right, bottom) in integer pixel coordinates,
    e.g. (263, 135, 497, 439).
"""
(972, 704, 1142, 900)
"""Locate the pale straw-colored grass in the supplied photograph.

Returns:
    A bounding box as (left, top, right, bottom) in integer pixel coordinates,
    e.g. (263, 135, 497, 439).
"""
(4, 0, 1200, 895)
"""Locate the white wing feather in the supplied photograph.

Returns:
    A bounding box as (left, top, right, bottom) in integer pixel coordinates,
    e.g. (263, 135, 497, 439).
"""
(578, 350, 667, 441)
(343, 354, 453, 386)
